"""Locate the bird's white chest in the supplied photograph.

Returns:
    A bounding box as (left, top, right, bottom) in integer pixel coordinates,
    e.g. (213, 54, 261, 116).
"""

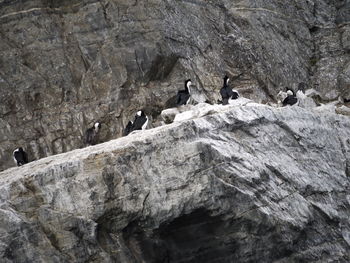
(142, 117, 149, 130)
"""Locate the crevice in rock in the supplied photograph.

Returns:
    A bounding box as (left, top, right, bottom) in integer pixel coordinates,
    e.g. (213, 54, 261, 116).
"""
(96, 210, 137, 262)
(231, 7, 305, 24)
(311, 204, 340, 227)
(265, 163, 291, 184)
(309, 26, 320, 34)
(77, 43, 91, 72)
(337, 136, 350, 178)
(41, 228, 63, 254)
(120, 208, 306, 262)
(0, 1, 97, 21)
(99, 0, 111, 26)
(146, 55, 179, 82)
(122, 209, 241, 263)
(141, 191, 150, 216)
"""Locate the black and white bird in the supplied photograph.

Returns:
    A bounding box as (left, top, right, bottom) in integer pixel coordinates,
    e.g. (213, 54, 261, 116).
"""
(283, 88, 298, 106)
(176, 79, 191, 106)
(132, 110, 148, 131)
(220, 76, 239, 105)
(296, 82, 317, 109)
(123, 121, 134, 136)
(297, 83, 306, 95)
(13, 147, 28, 166)
(84, 122, 101, 145)
(296, 83, 307, 102)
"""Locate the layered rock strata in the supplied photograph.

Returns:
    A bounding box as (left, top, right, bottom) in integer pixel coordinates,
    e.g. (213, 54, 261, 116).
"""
(1, 0, 349, 171)
(0, 104, 349, 262)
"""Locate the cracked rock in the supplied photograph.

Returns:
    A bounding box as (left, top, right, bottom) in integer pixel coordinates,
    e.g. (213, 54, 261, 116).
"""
(0, 104, 349, 262)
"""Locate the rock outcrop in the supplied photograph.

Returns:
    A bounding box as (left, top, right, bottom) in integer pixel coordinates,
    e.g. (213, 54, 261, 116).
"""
(0, 0, 349, 171)
(0, 104, 349, 262)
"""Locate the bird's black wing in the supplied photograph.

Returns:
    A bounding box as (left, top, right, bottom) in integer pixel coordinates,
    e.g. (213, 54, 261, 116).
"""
(176, 90, 191, 106)
(176, 91, 185, 106)
(220, 87, 230, 105)
(290, 96, 298, 105)
(84, 128, 93, 145)
(13, 152, 20, 164)
(231, 90, 239, 100)
(91, 130, 99, 145)
(133, 116, 146, 130)
(220, 87, 227, 99)
(283, 95, 298, 106)
(23, 151, 28, 163)
(123, 121, 134, 136)
(182, 93, 190, 105)
(14, 151, 25, 165)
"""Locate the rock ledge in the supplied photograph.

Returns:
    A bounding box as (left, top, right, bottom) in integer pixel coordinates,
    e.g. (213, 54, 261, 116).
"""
(0, 104, 349, 262)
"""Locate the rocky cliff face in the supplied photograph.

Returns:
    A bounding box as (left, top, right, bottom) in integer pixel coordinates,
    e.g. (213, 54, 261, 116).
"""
(0, 103, 349, 262)
(0, 0, 349, 171)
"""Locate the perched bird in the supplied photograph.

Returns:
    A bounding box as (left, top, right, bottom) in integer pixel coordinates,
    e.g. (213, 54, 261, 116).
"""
(277, 88, 288, 107)
(176, 79, 191, 106)
(297, 82, 306, 95)
(84, 122, 101, 146)
(132, 110, 149, 131)
(123, 121, 134, 136)
(283, 88, 298, 106)
(231, 89, 240, 100)
(296, 83, 317, 109)
(188, 80, 210, 104)
(13, 147, 28, 166)
(296, 83, 307, 101)
(220, 76, 239, 105)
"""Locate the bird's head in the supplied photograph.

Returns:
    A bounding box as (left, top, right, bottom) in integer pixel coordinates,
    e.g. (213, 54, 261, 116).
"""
(94, 122, 101, 131)
(285, 88, 295, 96)
(136, 110, 145, 117)
(297, 83, 306, 93)
(185, 79, 192, 89)
(224, 75, 229, 85)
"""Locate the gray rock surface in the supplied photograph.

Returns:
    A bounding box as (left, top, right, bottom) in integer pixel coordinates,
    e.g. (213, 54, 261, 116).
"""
(0, 0, 349, 171)
(0, 104, 349, 262)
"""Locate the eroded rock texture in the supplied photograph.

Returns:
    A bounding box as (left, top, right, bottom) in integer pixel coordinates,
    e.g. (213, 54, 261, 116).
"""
(0, 0, 349, 171)
(0, 104, 349, 262)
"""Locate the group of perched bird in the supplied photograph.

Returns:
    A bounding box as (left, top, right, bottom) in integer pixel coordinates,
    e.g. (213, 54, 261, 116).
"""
(12, 75, 305, 167)
(278, 82, 308, 107)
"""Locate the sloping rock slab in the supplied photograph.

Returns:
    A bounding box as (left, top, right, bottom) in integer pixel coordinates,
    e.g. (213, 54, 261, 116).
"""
(0, 104, 349, 262)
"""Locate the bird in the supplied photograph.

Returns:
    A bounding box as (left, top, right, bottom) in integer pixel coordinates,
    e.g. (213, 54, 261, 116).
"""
(277, 88, 289, 107)
(296, 83, 317, 109)
(13, 147, 28, 166)
(84, 122, 101, 145)
(297, 82, 306, 95)
(176, 79, 191, 106)
(132, 110, 149, 131)
(296, 83, 307, 101)
(220, 76, 239, 105)
(282, 88, 298, 106)
(187, 79, 210, 104)
(123, 121, 134, 136)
